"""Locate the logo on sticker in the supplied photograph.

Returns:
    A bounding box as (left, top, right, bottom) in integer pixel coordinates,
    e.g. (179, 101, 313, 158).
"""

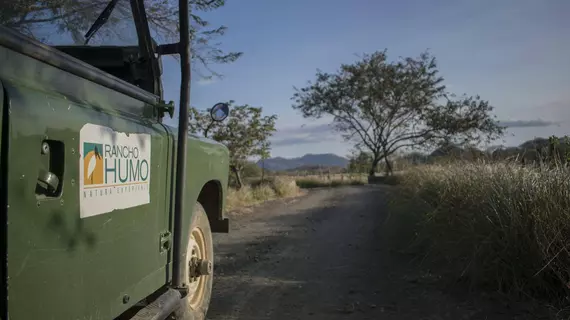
(81, 142, 150, 187)
(83, 142, 104, 185)
(79, 124, 151, 218)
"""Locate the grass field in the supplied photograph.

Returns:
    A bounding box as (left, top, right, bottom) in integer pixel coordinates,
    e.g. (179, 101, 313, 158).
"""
(387, 161, 570, 303)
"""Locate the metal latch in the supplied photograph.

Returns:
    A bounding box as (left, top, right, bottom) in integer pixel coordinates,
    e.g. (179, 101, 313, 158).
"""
(159, 231, 172, 254)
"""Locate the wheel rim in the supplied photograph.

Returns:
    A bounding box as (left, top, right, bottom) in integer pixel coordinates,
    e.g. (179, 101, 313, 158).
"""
(186, 226, 209, 309)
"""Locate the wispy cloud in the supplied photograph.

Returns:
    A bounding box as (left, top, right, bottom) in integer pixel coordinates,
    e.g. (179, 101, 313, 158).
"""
(271, 118, 557, 149)
(499, 119, 557, 128)
(271, 123, 337, 147)
(196, 77, 217, 86)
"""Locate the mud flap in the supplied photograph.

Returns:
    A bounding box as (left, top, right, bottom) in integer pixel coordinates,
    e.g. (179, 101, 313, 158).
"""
(210, 218, 229, 233)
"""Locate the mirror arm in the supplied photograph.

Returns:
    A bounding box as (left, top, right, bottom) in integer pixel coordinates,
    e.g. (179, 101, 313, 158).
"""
(157, 100, 174, 118)
(204, 121, 214, 138)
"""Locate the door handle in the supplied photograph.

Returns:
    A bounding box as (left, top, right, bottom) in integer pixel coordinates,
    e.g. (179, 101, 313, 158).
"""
(36, 140, 65, 197)
(37, 169, 60, 192)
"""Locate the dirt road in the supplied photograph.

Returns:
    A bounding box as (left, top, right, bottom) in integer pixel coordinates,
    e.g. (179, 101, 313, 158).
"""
(207, 185, 550, 320)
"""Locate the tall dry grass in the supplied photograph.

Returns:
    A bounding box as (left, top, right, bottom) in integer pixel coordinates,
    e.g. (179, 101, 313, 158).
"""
(295, 173, 368, 188)
(395, 161, 570, 300)
(226, 176, 301, 211)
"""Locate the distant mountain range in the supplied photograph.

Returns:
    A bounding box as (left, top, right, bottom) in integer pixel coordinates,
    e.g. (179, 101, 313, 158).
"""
(257, 153, 349, 171)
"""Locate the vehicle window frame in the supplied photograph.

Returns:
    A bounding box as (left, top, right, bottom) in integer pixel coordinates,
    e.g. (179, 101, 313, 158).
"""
(0, 0, 160, 105)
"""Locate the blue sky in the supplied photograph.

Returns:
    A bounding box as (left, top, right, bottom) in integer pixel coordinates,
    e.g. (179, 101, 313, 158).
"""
(161, 0, 570, 158)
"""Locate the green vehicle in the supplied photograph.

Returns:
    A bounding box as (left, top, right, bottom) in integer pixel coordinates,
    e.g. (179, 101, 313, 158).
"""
(0, 0, 230, 319)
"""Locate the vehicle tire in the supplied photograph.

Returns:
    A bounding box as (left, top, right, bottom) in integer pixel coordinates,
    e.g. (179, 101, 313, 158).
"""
(171, 202, 214, 320)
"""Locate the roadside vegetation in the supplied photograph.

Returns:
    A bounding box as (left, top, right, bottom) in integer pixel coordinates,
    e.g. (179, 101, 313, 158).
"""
(294, 174, 367, 188)
(225, 176, 301, 211)
(226, 172, 369, 210)
(385, 156, 570, 305)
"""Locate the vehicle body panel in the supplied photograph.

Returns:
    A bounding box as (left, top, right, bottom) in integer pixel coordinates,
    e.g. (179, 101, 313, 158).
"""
(169, 128, 230, 243)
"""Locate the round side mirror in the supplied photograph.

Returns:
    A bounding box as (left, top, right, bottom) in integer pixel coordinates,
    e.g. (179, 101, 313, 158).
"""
(210, 102, 229, 122)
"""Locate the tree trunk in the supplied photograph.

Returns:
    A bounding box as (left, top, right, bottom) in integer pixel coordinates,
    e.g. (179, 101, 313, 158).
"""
(384, 157, 393, 176)
(230, 165, 243, 190)
(261, 160, 265, 183)
(369, 157, 380, 177)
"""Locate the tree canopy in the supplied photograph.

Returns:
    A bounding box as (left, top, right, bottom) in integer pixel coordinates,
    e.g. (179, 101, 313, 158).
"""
(1, 0, 242, 78)
(292, 50, 505, 175)
(189, 103, 277, 188)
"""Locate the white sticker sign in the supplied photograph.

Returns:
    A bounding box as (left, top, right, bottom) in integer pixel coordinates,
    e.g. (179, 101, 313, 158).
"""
(79, 123, 151, 218)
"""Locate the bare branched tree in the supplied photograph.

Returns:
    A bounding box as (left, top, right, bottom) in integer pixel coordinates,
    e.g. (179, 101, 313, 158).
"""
(292, 50, 505, 176)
